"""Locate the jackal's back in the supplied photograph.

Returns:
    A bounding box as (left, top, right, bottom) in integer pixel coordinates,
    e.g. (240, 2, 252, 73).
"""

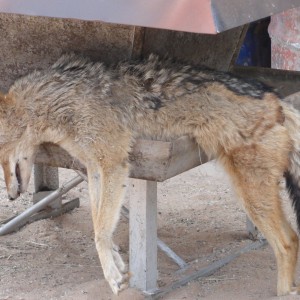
(8, 54, 282, 154)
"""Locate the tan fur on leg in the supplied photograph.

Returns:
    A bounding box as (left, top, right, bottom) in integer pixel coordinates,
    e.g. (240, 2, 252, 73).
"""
(87, 158, 130, 294)
(220, 125, 299, 296)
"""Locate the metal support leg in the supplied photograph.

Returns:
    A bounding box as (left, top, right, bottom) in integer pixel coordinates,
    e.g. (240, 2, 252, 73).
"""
(0, 166, 81, 234)
(0, 176, 83, 235)
(121, 206, 187, 269)
(34, 164, 61, 208)
(129, 179, 158, 292)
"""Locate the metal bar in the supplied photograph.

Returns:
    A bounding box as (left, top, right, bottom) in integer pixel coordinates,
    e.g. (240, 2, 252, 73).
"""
(0, 198, 80, 230)
(146, 239, 267, 298)
(157, 239, 188, 269)
(122, 205, 188, 269)
(0, 175, 84, 235)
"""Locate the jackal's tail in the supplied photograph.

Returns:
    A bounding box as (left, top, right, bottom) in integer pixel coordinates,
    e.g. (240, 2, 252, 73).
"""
(283, 102, 300, 230)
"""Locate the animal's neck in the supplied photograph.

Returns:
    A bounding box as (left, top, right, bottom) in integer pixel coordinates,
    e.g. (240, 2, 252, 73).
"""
(0, 106, 26, 143)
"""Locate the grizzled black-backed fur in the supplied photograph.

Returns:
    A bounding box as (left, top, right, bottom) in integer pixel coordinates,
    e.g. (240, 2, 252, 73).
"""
(212, 71, 275, 99)
(120, 55, 275, 103)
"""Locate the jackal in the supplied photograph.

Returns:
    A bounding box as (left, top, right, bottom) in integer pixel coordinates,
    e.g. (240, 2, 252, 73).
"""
(1, 54, 300, 296)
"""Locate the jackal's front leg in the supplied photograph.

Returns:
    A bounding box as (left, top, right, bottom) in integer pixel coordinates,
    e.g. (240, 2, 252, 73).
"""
(87, 161, 129, 294)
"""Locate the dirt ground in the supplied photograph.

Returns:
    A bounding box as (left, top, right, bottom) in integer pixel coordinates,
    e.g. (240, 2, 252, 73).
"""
(0, 161, 299, 300)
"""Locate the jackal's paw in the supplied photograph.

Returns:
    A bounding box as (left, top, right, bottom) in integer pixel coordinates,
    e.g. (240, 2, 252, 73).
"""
(103, 253, 130, 295)
(107, 269, 130, 295)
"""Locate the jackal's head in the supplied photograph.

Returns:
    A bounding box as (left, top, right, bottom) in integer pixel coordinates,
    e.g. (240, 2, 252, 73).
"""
(1, 145, 36, 200)
(0, 91, 34, 200)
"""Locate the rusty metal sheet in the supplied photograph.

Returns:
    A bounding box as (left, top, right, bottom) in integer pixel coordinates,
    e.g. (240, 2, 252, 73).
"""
(0, 0, 299, 34)
(269, 8, 300, 71)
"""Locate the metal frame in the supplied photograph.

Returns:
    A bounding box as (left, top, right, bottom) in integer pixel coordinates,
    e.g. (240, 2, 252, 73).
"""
(0, 176, 83, 235)
(0, 0, 299, 34)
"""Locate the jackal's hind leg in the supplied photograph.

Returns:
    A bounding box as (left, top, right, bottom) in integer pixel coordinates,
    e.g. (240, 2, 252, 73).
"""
(221, 146, 299, 296)
(87, 160, 129, 295)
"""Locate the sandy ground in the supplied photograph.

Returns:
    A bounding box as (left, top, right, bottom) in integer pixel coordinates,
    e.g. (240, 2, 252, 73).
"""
(0, 161, 299, 300)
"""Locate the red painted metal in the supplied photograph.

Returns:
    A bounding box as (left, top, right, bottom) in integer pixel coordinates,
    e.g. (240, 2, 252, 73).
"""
(269, 8, 300, 71)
